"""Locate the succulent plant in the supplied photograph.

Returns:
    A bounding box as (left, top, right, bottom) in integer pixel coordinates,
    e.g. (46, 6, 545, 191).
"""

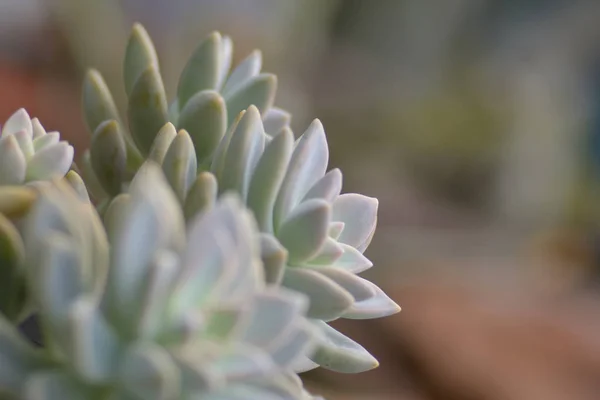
(82, 24, 288, 204)
(0, 109, 75, 323)
(0, 163, 320, 399)
(0, 109, 74, 186)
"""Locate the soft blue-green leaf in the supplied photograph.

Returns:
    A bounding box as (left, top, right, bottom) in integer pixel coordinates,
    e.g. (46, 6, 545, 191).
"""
(291, 357, 319, 373)
(148, 122, 177, 165)
(0, 136, 26, 184)
(224, 73, 277, 125)
(173, 348, 221, 394)
(262, 107, 291, 136)
(222, 50, 262, 97)
(31, 118, 46, 139)
(82, 69, 120, 133)
(38, 233, 86, 325)
(67, 297, 120, 383)
(178, 32, 222, 108)
(80, 150, 108, 201)
(210, 345, 275, 382)
(24, 371, 90, 400)
(124, 23, 159, 96)
(103, 194, 130, 242)
(274, 120, 328, 228)
(219, 106, 265, 199)
(65, 171, 90, 203)
(119, 343, 180, 400)
(203, 305, 244, 341)
(270, 321, 316, 368)
(184, 171, 218, 221)
(216, 35, 233, 89)
(2, 108, 31, 138)
(277, 199, 330, 264)
(305, 237, 343, 265)
(12, 129, 34, 159)
(210, 110, 245, 180)
(303, 168, 342, 203)
(247, 128, 293, 233)
(282, 268, 352, 321)
(25, 142, 74, 181)
(33, 131, 59, 152)
(259, 234, 287, 285)
(132, 250, 179, 339)
(328, 222, 344, 240)
(127, 66, 169, 156)
(332, 194, 378, 252)
(343, 281, 400, 320)
(162, 130, 197, 202)
(315, 267, 374, 302)
(332, 243, 373, 274)
(177, 90, 227, 164)
(238, 289, 307, 348)
(90, 120, 127, 196)
(310, 320, 379, 373)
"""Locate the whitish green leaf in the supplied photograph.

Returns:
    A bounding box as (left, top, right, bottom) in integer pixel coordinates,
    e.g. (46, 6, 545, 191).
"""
(178, 32, 222, 108)
(177, 90, 227, 164)
(2, 109, 32, 138)
(306, 237, 343, 265)
(124, 23, 159, 96)
(224, 74, 277, 125)
(0, 136, 26, 185)
(332, 194, 378, 252)
(310, 320, 379, 373)
(282, 268, 352, 321)
(148, 123, 177, 165)
(33, 131, 59, 152)
(274, 120, 328, 228)
(343, 281, 400, 320)
(247, 128, 293, 233)
(119, 344, 180, 400)
(303, 168, 342, 203)
(216, 36, 233, 89)
(332, 243, 373, 274)
(184, 171, 217, 221)
(238, 289, 307, 348)
(316, 267, 374, 302)
(90, 120, 126, 196)
(82, 70, 120, 133)
(80, 150, 108, 201)
(219, 106, 265, 198)
(127, 66, 169, 156)
(0, 214, 26, 321)
(222, 50, 262, 97)
(277, 199, 330, 264)
(12, 130, 34, 159)
(162, 130, 197, 202)
(210, 345, 275, 382)
(67, 297, 120, 383)
(65, 171, 90, 203)
(262, 107, 291, 136)
(26, 142, 74, 182)
(260, 234, 287, 285)
(270, 321, 316, 368)
(31, 118, 46, 139)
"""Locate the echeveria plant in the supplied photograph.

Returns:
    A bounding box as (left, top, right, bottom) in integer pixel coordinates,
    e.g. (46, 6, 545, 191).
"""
(0, 22, 399, 400)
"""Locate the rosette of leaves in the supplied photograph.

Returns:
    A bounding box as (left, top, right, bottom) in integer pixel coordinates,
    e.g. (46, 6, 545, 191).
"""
(0, 163, 320, 399)
(81, 23, 288, 205)
(0, 109, 75, 322)
(135, 105, 400, 374)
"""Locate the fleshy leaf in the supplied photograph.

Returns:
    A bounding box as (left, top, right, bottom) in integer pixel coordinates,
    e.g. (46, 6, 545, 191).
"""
(332, 194, 378, 251)
(177, 32, 222, 109)
(177, 90, 227, 164)
(0, 214, 26, 321)
(224, 74, 277, 125)
(343, 281, 401, 320)
(65, 171, 91, 203)
(184, 172, 218, 221)
(82, 70, 120, 133)
(26, 142, 74, 182)
(24, 371, 91, 400)
(33, 132, 60, 152)
(127, 66, 169, 156)
(310, 320, 379, 373)
(282, 268, 352, 321)
(2, 109, 32, 138)
(148, 123, 177, 165)
(247, 128, 293, 233)
(90, 120, 127, 196)
(222, 50, 262, 97)
(162, 130, 197, 202)
(262, 107, 291, 136)
(277, 199, 330, 264)
(124, 23, 159, 96)
(316, 267, 374, 302)
(303, 168, 342, 203)
(0, 136, 26, 185)
(259, 234, 287, 285)
(333, 243, 373, 274)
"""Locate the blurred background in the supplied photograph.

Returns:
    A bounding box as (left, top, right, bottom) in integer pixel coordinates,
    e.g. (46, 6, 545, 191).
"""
(3, 0, 600, 398)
